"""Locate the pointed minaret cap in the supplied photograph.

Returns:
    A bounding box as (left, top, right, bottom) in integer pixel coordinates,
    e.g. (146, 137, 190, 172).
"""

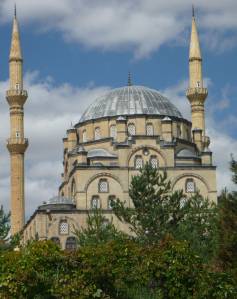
(9, 5, 23, 61)
(189, 6, 202, 61)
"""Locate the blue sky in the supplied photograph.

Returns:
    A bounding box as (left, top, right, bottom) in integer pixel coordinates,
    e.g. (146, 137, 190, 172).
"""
(0, 0, 236, 217)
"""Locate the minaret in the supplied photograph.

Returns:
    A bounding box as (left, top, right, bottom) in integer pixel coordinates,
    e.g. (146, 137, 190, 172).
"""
(186, 7, 208, 146)
(6, 7, 28, 235)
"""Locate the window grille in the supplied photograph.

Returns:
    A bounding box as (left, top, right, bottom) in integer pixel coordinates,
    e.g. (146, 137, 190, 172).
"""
(110, 125, 117, 139)
(99, 179, 108, 193)
(186, 179, 195, 193)
(108, 195, 115, 209)
(91, 196, 100, 209)
(150, 156, 158, 169)
(59, 220, 69, 235)
(128, 123, 136, 136)
(146, 123, 154, 136)
(65, 237, 77, 251)
(82, 130, 87, 142)
(135, 156, 143, 169)
(94, 127, 101, 140)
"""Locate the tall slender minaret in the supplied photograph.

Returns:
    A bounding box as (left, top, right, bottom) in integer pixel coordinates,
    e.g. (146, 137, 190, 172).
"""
(6, 7, 28, 235)
(186, 7, 208, 144)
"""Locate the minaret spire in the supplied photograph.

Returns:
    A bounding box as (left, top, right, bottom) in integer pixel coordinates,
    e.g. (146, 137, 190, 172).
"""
(186, 7, 208, 152)
(6, 8, 28, 235)
(14, 3, 16, 18)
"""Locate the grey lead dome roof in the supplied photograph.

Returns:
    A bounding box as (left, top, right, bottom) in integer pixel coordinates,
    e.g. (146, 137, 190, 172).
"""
(79, 85, 182, 123)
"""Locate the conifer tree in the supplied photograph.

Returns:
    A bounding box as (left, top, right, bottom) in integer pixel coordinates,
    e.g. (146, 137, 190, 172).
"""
(112, 163, 218, 260)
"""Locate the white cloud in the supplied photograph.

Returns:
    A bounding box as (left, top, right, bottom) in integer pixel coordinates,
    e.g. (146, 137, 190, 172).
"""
(0, 0, 237, 57)
(0, 72, 109, 218)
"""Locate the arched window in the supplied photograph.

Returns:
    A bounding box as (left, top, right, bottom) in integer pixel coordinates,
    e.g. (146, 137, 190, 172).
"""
(59, 220, 69, 235)
(185, 179, 195, 193)
(108, 195, 115, 209)
(150, 156, 158, 169)
(110, 125, 117, 139)
(51, 237, 60, 246)
(98, 179, 109, 193)
(135, 156, 143, 169)
(146, 123, 154, 136)
(71, 179, 76, 201)
(94, 127, 101, 140)
(82, 130, 87, 142)
(128, 123, 136, 136)
(65, 237, 77, 251)
(91, 196, 100, 209)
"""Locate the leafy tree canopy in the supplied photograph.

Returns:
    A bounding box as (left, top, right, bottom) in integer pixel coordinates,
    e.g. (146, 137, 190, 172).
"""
(111, 163, 218, 260)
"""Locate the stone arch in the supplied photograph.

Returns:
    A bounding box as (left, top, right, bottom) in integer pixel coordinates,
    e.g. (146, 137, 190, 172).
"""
(171, 173, 210, 193)
(84, 172, 124, 192)
(127, 145, 167, 167)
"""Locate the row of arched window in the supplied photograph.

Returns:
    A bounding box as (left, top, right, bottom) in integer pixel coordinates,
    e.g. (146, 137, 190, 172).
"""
(51, 236, 77, 251)
(81, 123, 155, 142)
(134, 155, 158, 169)
(91, 195, 115, 209)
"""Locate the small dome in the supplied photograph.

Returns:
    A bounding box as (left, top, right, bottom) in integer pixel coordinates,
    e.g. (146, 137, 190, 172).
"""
(38, 196, 76, 211)
(79, 85, 182, 123)
(177, 149, 197, 158)
(48, 196, 74, 205)
(87, 148, 117, 158)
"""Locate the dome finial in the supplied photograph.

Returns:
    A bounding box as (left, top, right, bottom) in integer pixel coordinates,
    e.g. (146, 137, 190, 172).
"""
(128, 71, 132, 86)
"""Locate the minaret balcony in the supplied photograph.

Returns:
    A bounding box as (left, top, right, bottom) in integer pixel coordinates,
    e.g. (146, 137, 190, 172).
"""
(7, 137, 28, 154)
(186, 87, 208, 97)
(6, 89, 28, 97)
(6, 89, 28, 106)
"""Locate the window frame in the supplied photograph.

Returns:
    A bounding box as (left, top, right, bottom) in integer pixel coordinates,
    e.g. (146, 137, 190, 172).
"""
(185, 178, 196, 193)
(98, 179, 109, 193)
(150, 155, 158, 169)
(134, 155, 143, 169)
(127, 123, 136, 136)
(146, 123, 154, 136)
(94, 127, 101, 140)
(91, 196, 100, 209)
(59, 220, 69, 235)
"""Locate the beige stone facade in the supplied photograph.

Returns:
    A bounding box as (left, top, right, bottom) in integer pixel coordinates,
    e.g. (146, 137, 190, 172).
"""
(10, 12, 217, 247)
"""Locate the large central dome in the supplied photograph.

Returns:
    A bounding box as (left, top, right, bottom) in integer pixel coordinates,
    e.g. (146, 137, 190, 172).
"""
(79, 85, 182, 123)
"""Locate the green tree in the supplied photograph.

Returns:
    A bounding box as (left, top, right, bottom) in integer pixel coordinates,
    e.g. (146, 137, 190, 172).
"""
(75, 208, 126, 246)
(0, 206, 10, 250)
(218, 156, 237, 268)
(112, 163, 218, 260)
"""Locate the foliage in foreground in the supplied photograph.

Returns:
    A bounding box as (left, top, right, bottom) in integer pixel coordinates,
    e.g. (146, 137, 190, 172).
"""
(0, 239, 236, 299)
(74, 208, 126, 247)
(112, 164, 219, 261)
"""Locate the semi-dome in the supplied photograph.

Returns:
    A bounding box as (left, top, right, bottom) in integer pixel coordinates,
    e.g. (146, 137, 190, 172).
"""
(79, 85, 182, 123)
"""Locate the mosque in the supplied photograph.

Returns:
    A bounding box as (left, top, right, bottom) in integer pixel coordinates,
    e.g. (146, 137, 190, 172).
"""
(6, 9, 217, 249)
